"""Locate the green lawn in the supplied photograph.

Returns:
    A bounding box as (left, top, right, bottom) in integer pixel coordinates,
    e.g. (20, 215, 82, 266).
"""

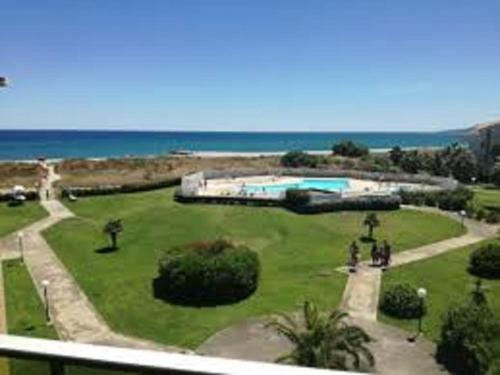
(379, 238, 500, 374)
(473, 186, 500, 213)
(0, 201, 47, 238)
(43, 188, 464, 349)
(3, 259, 127, 375)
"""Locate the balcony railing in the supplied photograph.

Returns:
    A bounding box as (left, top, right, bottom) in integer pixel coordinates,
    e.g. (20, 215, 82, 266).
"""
(0, 334, 363, 375)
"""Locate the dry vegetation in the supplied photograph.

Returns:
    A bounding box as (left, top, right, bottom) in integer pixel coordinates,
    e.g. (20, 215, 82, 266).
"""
(56, 156, 282, 187)
(0, 163, 38, 189)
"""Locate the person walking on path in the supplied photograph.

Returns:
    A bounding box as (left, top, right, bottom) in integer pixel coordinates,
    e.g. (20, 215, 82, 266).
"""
(347, 241, 360, 272)
(370, 241, 379, 266)
(381, 240, 392, 269)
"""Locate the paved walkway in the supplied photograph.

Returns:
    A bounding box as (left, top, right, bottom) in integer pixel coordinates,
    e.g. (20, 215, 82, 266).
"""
(0, 166, 183, 353)
(198, 313, 447, 374)
(339, 206, 498, 322)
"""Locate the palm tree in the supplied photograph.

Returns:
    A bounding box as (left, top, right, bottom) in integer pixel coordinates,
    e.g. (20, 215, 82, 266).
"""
(267, 301, 375, 371)
(363, 213, 380, 239)
(103, 219, 123, 249)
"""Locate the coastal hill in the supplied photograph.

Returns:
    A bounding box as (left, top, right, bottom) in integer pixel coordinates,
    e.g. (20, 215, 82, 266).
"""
(441, 118, 500, 135)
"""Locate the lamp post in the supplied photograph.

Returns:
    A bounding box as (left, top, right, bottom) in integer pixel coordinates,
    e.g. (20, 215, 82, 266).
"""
(41, 279, 51, 325)
(17, 231, 24, 263)
(408, 287, 427, 342)
(459, 210, 466, 229)
(471, 176, 477, 185)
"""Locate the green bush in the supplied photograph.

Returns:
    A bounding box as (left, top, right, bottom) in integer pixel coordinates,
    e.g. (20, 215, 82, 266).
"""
(399, 187, 473, 211)
(332, 140, 369, 158)
(379, 284, 425, 319)
(156, 239, 259, 306)
(476, 209, 486, 221)
(281, 151, 321, 168)
(284, 189, 311, 206)
(491, 168, 500, 187)
(437, 303, 499, 375)
(485, 211, 500, 224)
(288, 194, 400, 214)
(61, 178, 180, 198)
(436, 187, 474, 211)
(468, 243, 500, 279)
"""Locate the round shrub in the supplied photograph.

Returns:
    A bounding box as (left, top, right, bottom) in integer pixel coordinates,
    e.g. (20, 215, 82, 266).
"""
(379, 284, 425, 319)
(156, 239, 259, 306)
(468, 243, 500, 279)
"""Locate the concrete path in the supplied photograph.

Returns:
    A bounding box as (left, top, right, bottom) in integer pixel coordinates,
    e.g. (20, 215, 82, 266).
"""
(339, 206, 498, 321)
(0, 166, 183, 353)
(198, 314, 447, 375)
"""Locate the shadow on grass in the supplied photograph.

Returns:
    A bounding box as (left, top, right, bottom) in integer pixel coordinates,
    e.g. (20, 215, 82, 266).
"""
(95, 246, 118, 254)
(151, 277, 255, 308)
(359, 235, 376, 243)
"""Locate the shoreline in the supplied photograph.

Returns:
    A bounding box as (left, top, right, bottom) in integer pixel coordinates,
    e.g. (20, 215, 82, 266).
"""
(0, 146, 445, 164)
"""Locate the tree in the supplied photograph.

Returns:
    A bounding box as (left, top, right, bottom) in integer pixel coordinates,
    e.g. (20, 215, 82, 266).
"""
(400, 150, 424, 174)
(492, 167, 500, 187)
(363, 213, 380, 239)
(332, 140, 369, 158)
(103, 219, 123, 249)
(281, 151, 320, 168)
(389, 146, 404, 166)
(268, 301, 374, 371)
(437, 302, 498, 375)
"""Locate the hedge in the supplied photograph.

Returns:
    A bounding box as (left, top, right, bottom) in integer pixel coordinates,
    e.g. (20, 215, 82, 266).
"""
(155, 239, 260, 306)
(468, 243, 500, 279)
(399, 186, 474, 211)
(60, 177, 181, 198)
(0, 191, 39, 202)
(286, 193, 401, 214)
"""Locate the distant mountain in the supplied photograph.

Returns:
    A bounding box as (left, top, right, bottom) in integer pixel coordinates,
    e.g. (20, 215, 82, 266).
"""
(439, 119, 500, 136)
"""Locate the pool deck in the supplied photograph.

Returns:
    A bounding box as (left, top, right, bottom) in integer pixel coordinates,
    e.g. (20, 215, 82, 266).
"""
(198, 176, 431, 198)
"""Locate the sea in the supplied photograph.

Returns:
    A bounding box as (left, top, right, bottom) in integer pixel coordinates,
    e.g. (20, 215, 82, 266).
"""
(0, 130, 465, 161)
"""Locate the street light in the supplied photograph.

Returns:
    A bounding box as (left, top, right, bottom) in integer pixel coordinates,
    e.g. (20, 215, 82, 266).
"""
(41, 279, 51, 325)
(408, 287, 427, 342)
(459, 210, 467, 228)
(17, 231, 24, 263)
(471, 176, 477, 185)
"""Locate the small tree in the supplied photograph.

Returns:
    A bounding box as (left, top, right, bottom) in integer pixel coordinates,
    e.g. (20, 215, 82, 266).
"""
(389, 146, 404, 166)
(103, 219, 123, 249)
(268, 301, 374, 371)
(363, 213, 380, 239)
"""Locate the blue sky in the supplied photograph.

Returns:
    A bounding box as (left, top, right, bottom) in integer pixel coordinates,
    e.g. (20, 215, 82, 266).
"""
(1, 0, 499, 131)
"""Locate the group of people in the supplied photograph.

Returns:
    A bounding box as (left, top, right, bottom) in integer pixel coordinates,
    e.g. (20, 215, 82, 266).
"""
(370, 240, 392, 267)
(347, 240, 392, 271)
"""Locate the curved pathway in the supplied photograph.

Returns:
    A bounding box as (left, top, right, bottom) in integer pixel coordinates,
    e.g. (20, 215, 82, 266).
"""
(339, 206, 498, 322)
(199, 206, 498, 374)
(0, 166, 184, 353)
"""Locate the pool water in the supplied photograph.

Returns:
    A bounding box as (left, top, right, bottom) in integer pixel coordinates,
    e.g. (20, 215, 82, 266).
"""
(245, 178, 350, 195)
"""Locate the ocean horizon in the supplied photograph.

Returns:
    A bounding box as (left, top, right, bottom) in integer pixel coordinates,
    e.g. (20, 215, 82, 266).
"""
(0, 129, 465, 161)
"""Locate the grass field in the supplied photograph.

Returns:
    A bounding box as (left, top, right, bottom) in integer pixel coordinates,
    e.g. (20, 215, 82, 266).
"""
(43, 187, 464, 348)
(3, 259, 126, 375)
(473, 186, 500, 213)
(0, 202, 47, 238)
(379, 238, 500, 374)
